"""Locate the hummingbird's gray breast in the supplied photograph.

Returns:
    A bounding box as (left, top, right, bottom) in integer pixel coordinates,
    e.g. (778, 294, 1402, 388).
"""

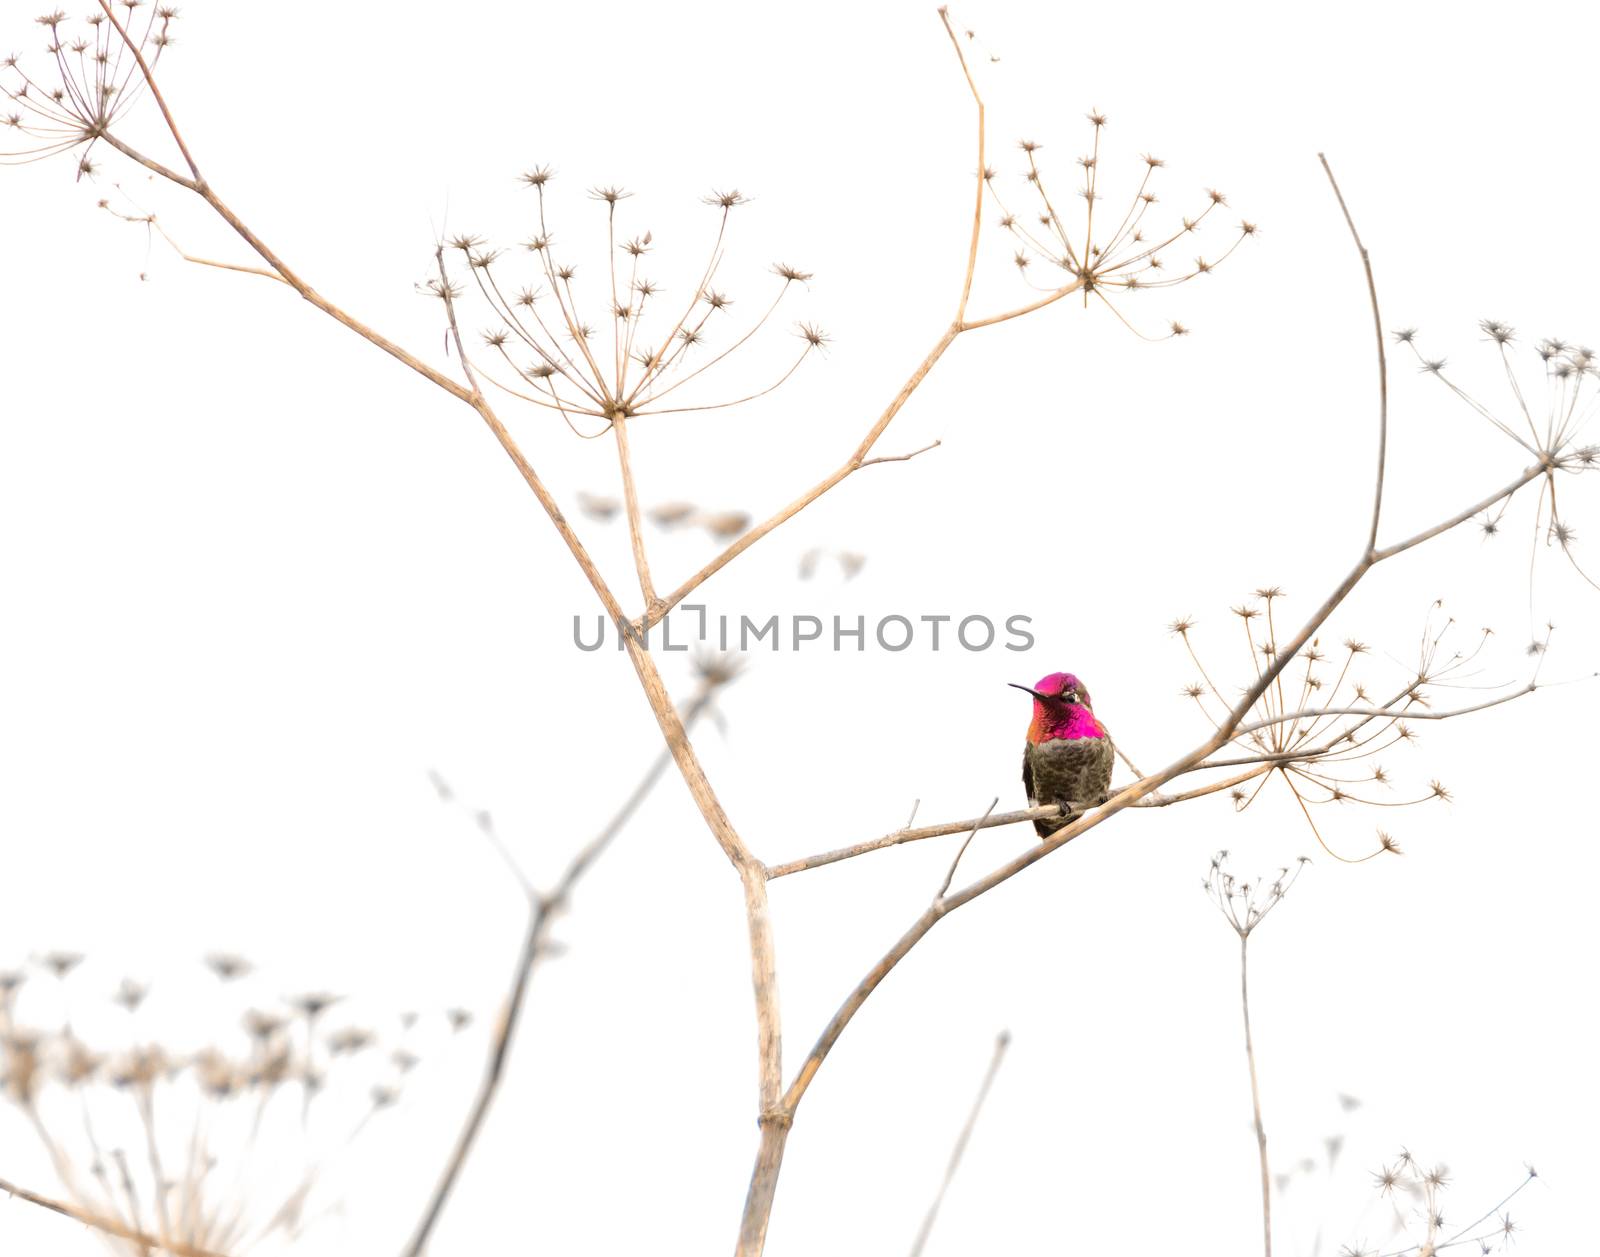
(1022, 735, 1114, 838)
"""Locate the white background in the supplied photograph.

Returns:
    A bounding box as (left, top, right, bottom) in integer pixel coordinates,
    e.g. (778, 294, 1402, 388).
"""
(2, 1, 1596, 1253)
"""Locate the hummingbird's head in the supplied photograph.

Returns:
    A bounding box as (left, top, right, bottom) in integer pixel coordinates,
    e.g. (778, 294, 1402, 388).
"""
(1010, 671, 1102, 742)
(1010, 671, 1091, 709)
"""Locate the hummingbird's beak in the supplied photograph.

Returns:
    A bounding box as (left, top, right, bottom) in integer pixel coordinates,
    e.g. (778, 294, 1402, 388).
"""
(1008, 682, 1050, 701)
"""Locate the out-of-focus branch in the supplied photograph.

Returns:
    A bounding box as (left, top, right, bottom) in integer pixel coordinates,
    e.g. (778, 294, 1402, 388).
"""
(401, 674, 730, 1257)
(907, 1031, 1010, 1257)
(0, 1172, 229, 1257)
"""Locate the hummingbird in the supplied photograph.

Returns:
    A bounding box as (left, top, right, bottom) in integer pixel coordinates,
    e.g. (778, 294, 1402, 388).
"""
(1011, 671, 1114, 839)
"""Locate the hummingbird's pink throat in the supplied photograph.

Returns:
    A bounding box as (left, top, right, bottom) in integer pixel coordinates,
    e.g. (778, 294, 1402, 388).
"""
(1029, 700, 1105, 743)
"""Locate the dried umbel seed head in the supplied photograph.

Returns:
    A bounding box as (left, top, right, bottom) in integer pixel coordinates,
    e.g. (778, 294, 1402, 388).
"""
(0, 950, 455, 1255)
(39, 950, 83, 979)
(1397, 324, 1600, 612)
(289, 992, 342, 1020)
(991, 110, 1255, 338)
(2, 1033, 42, 1103)
(244, 1008, 287, 1041)
(2, 4, 180, 167)
(1203, 851, 1309, 937)
(205, 952, 251, 982)
(692, 651, 746, 689)
(429, 173, 824, 440)
(1175, 593, 1524, 861)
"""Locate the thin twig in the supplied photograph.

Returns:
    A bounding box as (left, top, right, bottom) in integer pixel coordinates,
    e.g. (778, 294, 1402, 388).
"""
(766, 804, 1061, 879)
(94, 0, 201, 181)
(907, 1031, 1011, 1257)
(1318, 155, 1388, 555)
(860, 439, 943, 468)
(934, 799, 997, 900)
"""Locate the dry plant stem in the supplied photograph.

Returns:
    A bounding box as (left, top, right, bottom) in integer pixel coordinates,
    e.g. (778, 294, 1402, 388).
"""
(0, 1173, 229, 1257)
(1319, 153, 1388, 552)
(767, 769, 1269, 878)
(1239, 934, 1272, 1257)
(935, 799, 998, 899)
(907, 1031, 1010, 1257)
(400, 685, 719, 1257)
(612, 414, 659, 609)
(96, 131, 476, 408)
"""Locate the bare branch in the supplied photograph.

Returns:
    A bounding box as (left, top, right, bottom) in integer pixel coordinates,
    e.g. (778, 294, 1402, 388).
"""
(612, 415, 659, 609)
(1373, 463, 1547, 561)
(956, 279, 1086, 332)
(766, 803, 1061, 879)
(934, 799, 998, 900)
(1318, 154, 1389, 555)
(95, 0, 201, 182)
(860, 439, 943, 468)
(937, 7, 985, 324)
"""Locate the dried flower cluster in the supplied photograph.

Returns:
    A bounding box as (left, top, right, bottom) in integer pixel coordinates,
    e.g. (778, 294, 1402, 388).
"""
(1340, 1149, 1533, 1257)
(989, 111, 1257, 338)
(1203, 849, 1308, 938)
(2, 5, 178, 178)
(0, 952, 471, 1255)
(1398, 322, 1599, 614)
(423, 175, 823, 437)
(1173, 594, 1543, 860)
